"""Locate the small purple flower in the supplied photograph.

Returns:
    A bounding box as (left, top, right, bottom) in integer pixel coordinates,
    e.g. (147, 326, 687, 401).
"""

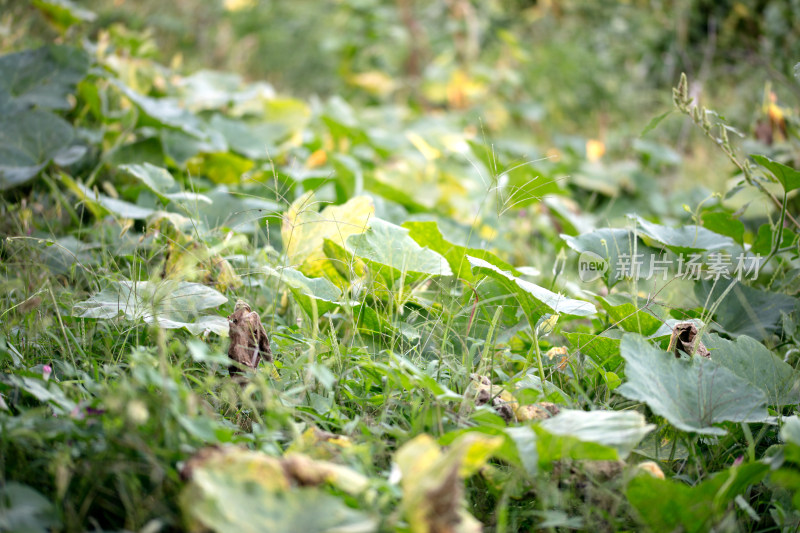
(733, 455, 744, 467)
(42, 365, 52, 382)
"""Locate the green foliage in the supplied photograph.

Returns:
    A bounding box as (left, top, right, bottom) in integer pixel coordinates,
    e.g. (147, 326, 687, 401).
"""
(2, 2, 800, 532)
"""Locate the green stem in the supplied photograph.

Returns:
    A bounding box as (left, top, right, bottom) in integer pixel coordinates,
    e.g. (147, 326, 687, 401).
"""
(530, 326, 546, 395)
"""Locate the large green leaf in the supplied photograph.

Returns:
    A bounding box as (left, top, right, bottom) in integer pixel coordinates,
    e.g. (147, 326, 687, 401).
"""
(562, 228, 659, 287)
(627, 462, 769, 532)
(403, 220, 515, 281)
(0, 110, 78, 189)
(704, 334, 800, 406)
(468, 255, 595, 327)
(629, 215, 738, 254)
(346, 218, 453, 285)
(599, 294, 663, 336)
(538, 409, 654, 459)
(264, 266, 347, 319)
(695, 280, 798, 341)
(0, 482, 62, 533)
(71, 280, 228, 335)
(617, 334, 768, 435)
(565, 331, 623, 370)
(209, 114, 287, 160)
(120, 163, 211, 205)
(196, 186, 281, 232)
(61, 175, 155, 219)
(752, 154, 800, 193)
(700, 211, 745, 246)
(112, 79, 208, 138)
(0, 45, 89, 113)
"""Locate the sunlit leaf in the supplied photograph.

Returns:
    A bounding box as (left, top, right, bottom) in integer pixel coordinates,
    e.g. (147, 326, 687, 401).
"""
(629, 215, 738, 254)
(120, 162, 211, 205)
(538, 409, 654, 459)
(61, 174, 155, 219)
(281, 191, 374, 278)
(403, 220, 515, 281)
(346, 218, 453, 285)
(263, 266, 347, 319)
(468, 255, 595, 327)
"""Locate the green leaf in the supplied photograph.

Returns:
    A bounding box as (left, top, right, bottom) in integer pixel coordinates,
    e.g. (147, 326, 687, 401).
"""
(196, 185, 280, 232)
(61, 175, 155, 219)
(209, 114, 287, 160)
(751, 223, 796, 256)
(2, 374, 76, 415)
(346, 218, 453, 285)
(630, 215, 737, 254)
(403, 220, 516, 281)
(562, 228, 659, 287)
(627, 462, 769, 532)
(468, 255, 595, 327)
(752, 154, 800, 193)
(599, 295, 663, 336)
(782, 416, 800, 446)
(111, 79, 208, 138)
(617, 334, 768, 435)
(120, 163, 211, 205)
(31, 0, 96, 31)
(695, 280, 798, 341)
(264, 266, 346, 319)
(538, 409, 654, 459)
(532, 426, 619, 466)
(0, 45, 89, 113)
(186, 152, 254, 185)
(701, 211, 745, 246)
(71, 280, 228, 336)
(704, 334, 800, 406)
(0, 482, 61, 533)
(565, 331, 623, 370)
(640, 109, 673, 137)
(0, 110, 77, 189)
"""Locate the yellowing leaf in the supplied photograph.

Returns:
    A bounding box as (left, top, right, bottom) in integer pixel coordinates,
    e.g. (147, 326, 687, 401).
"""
(305, 149, 327, 168)
(406, 131, 441, 161)
(186, 152, 254, 185)
(349, 70, 396, 96)
(223, 0, 255, 11)
(394, 433, 502, 533)
(586, 139, 605, 162)
(281, 191, 374, 278)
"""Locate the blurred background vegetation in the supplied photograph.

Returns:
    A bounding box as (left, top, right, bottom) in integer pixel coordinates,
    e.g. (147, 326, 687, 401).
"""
(5, 0, 800, 134)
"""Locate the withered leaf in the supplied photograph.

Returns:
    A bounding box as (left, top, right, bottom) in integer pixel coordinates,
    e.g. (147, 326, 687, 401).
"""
(227, 300, 272, 376)
(668, 322, 710, 358)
